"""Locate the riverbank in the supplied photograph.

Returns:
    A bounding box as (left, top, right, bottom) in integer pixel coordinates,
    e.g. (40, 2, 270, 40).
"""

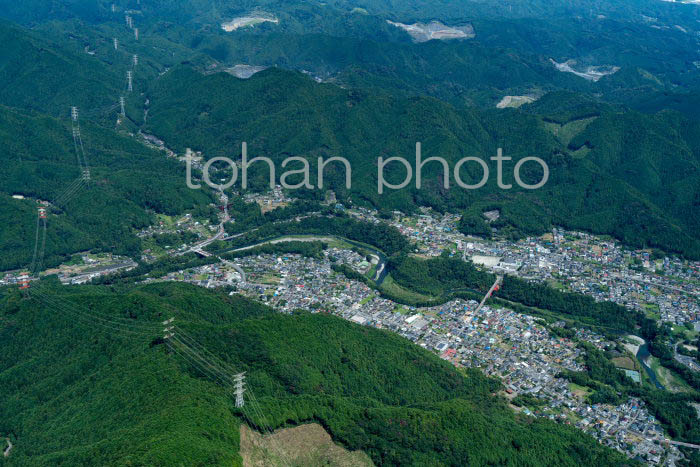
(636, 342, 665, 390)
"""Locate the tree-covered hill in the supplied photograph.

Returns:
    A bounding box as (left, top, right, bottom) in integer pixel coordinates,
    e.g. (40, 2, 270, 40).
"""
(0, 105, 215, 271)
(0, 20, 123, 118)
(142, 66, 700, 258)
(2, 0, 697, 108)
(0, 281, 632, 466)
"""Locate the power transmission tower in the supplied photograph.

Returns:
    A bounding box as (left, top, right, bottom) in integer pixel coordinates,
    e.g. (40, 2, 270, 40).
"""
(70, 106, 90, 181)
(134, 28, 139, 41)
(120, 97, 126, 117)
(113, 37, 119, 50)
(234, 373, 246, 408)
(126, 15, 133, 29)
(127, 71, 133, 92)
(70, 107, 83, 171)
(162, 318, 175, 340)
(133, 54, 139, 67)
(19, 273, 30, 290)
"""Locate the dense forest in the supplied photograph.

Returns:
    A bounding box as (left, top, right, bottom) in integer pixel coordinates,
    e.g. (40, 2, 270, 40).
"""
(0, 282, 631, 466)
(0, 105, 215, 271)
(0, 5, 697, 272)
(6, 0, 696, 107)
(143, 67, 700, 259)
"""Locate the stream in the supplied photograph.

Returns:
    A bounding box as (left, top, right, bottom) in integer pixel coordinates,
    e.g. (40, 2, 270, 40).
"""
(636, 342, 665, 390)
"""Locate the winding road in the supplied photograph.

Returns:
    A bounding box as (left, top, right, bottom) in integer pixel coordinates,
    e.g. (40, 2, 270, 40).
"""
(228, 234, 390, 285)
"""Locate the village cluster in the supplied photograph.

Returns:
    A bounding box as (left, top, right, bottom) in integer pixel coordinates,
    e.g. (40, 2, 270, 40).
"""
(351, 207, 700, 327)
(156, 249, 682, 463)
(4, 192, 699, 464)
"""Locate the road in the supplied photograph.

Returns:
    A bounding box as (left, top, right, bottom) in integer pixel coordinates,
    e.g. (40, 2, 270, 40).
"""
(674, 342, 700, 372)
(220, 259, 247, 283)
(229, 236, 337, 253)
(614, 272, 699, 298)
(177, 190, 229, 258)
(669, 440, 700, 450)
(4, 438, 12, 458)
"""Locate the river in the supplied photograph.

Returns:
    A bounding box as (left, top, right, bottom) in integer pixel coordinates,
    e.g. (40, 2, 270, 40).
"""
(636, 342, 665, 390)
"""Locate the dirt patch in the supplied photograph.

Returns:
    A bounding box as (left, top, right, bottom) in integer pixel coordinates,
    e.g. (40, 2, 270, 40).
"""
(612, 356, 637, 371)
(386, 20, 474, 42)
(3, 438, 12, 458)
(240, 423, 374, 467)
(496, 95, 536, 109)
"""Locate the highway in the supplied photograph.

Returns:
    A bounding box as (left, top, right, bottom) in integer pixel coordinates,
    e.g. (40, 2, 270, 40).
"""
(220, 259, 247, 283)
(177, 190, 229, 258)
(229, 236, 337, 253)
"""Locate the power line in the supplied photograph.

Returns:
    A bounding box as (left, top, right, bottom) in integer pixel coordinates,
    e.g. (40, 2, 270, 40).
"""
(31, 286, 162, 334)
(28, 213, 40, 274)
(33, 216, 47, 278)
(165, 328, 290, 465)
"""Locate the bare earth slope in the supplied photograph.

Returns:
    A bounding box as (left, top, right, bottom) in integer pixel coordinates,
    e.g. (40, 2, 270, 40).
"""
(240, 424, 374, 467)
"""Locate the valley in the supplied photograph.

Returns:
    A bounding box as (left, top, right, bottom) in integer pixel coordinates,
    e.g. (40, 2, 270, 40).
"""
(0, 0, 699, 465)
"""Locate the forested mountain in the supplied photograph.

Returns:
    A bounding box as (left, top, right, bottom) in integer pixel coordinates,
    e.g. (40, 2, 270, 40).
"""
(0, 0, 697, 260)
(0, 21, 123, 118)
(0, 0, 698, 465)
(0, 105, 214, 271)
(2, 0, 698, 106)
(0, 282, 631, 465)
(141, 66, 700, 258)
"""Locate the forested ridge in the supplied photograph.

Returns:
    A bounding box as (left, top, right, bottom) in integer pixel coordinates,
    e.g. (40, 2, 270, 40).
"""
(0, 2, 697, 464)
(0, 282, 632, 466)
(144, 66, 700, 258)
(0, 105, 215, 271)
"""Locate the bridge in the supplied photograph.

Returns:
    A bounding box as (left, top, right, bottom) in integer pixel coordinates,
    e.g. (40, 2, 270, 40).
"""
(669, 440, 700, 450)
(176, 190, 229, 258)
(191, 247, 212, 258)
(467, 275, 503, 320)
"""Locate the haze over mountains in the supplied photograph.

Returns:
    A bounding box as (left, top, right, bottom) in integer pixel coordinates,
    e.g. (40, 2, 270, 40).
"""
(1, 0, 699, 262)
(0, 0, 699, 465)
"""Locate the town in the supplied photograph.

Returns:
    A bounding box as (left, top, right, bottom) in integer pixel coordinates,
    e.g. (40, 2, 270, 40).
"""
(153, 247, 683, 464)
(4, 191, 699, 465)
